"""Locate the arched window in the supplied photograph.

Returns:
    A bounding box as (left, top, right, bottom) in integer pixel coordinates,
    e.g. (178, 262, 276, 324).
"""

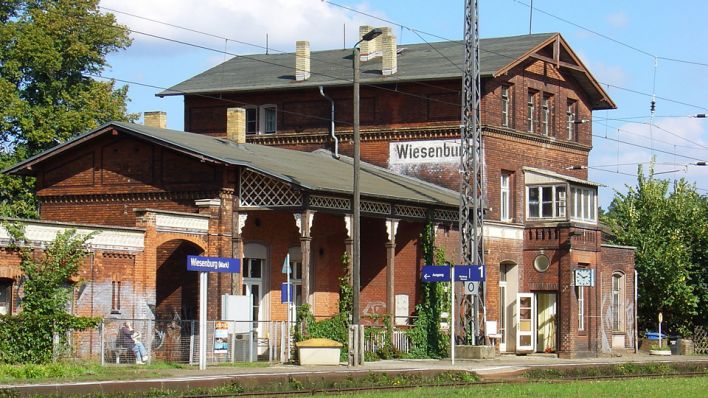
(611, 272, 625, 332)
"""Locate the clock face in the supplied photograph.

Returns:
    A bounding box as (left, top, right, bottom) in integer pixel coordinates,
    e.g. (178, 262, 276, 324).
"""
(575, 269, 592, 286)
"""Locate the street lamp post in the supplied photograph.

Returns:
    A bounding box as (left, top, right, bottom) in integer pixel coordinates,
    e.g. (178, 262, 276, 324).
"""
(352, 28, 382, 327)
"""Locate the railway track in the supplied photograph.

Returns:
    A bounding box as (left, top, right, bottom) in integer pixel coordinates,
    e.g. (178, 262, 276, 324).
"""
(182, 371, 708, 398)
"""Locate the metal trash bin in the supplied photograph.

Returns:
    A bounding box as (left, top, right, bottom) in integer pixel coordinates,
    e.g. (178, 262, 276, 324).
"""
(668, 335, 680, 355)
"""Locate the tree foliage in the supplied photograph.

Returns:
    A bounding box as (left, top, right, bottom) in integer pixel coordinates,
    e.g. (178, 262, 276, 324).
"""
(603, 164, 708, 335)
(0, 225, 100, 364)
(0, 0, 134, 218)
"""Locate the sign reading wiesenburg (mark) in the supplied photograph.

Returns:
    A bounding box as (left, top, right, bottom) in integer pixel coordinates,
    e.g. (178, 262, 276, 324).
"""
(187, 255, 240, 273)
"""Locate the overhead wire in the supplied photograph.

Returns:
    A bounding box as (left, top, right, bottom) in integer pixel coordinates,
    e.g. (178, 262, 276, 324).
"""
(512, 0, 708, 68)
(89, 6, 708, 175)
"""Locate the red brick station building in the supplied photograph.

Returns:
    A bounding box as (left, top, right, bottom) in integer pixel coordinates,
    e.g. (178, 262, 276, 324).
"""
(1, 29, 635, 358)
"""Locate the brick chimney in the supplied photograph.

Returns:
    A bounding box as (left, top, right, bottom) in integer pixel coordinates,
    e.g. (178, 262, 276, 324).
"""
(359, 25, 381, 61)
(226, 107, 246, 144)
(143, 111, 167, 129)
(381, 29, 397, 76)
(295, 40, 311, 81)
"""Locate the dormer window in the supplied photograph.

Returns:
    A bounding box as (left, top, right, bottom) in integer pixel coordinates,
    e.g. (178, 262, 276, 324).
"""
(526, 185, 566, 219)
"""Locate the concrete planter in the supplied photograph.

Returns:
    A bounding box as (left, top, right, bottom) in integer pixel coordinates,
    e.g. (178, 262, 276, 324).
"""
(649, 349, 671, 356)
(455, 345, 495, 359)
(296, 338, 343, 366)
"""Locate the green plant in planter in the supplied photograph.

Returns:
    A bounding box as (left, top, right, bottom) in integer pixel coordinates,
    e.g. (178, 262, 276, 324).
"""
(650, 344, 670, 351)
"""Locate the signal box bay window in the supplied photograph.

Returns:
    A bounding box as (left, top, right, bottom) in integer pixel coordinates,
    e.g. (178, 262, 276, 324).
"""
(526, 185, 566, 220)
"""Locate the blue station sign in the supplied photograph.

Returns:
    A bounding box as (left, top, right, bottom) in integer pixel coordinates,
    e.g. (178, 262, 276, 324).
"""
(421, 265, 451, 282)
(187, 255, 241, 273)
(421, 264, 486, 282)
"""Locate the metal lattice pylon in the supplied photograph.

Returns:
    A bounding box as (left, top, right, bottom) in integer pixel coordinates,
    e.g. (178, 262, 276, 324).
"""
(459, 0, 484, 344)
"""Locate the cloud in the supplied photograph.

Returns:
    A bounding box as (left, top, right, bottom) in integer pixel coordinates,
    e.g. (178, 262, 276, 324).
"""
(606, 11, 629, 29)
(100, 0, 385, 57)
(589, 62, 628, 86)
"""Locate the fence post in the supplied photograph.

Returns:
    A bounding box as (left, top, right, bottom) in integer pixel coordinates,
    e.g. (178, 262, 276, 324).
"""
(189, 320, 195, 365)
(358, 325, 365, 365)
(99, 320, 105, 366)
(231, 321, 236, 363)
(280, 321, 286, 363)
(146, 319, 153, 364)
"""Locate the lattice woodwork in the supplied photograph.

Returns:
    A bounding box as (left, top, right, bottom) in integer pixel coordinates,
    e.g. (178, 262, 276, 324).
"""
(239, 169, 302, 208)
(361, 201, 391, 215)
(434, 209, 458, 222)
(694, 326, 708, 354)
(394, 205, 427, 219)
(310, 195, 351, 211)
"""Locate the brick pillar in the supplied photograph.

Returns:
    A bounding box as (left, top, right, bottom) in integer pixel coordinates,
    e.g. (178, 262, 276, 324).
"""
(385, 219, 399, 320)
(295, 211, 315, 305)
(232, 212, 248, 295)
(134, 210, 157, 319)
(344, 214, 353, 285)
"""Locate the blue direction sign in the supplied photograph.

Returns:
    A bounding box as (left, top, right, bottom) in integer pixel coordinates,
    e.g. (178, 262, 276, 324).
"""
(187, 255, 241, 273)
(421, 264, 486, 282)
(421, 265, 451, 282)
(454, 264, 486, 282)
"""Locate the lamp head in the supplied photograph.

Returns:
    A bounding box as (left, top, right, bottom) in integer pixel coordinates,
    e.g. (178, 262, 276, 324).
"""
(362, 28, 383, 42)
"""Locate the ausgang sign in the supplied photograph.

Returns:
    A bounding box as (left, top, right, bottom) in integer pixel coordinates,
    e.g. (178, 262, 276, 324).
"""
(187, 255, 240, 273)
(389, 139, 461, 165)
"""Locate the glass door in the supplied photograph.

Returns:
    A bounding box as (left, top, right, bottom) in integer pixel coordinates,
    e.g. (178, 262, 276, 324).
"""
(516, 293, 534, 352)
(242, 258, 264, 333)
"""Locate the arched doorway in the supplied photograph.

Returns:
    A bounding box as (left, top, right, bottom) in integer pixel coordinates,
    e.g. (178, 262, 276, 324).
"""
(156, 240, 204, 320)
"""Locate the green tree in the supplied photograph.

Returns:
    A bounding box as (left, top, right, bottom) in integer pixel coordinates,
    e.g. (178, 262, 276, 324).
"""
(0, 226, 100, 363)
(0, 0, 134, 218)
(603, 164, 708, 335)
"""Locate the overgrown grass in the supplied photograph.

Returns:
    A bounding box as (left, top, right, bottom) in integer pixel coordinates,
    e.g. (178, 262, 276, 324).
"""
(0, 360, 267, 384)
(309, 376, 708, 397)
(523, 362, 708, 380)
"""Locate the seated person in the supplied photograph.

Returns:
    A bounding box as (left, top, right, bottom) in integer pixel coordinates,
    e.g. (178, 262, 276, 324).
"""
(118, 321, 149, 364)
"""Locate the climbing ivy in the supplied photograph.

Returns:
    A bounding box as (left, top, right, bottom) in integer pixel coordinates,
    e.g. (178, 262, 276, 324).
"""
(294, 252, 352, 360)
(406, 220, 450, 358)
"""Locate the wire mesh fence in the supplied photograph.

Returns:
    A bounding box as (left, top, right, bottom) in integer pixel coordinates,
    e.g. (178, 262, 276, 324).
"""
(58, 318, 413, 365)
(59, 319, 291, 366)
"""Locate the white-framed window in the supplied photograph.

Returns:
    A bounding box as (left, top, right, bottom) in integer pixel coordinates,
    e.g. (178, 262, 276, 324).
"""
(501, 85, 511, 127)
(526, 185, 566, 219)
(570, 187, 597, 222)
(244, 105, 278, 134)
(577, 286, 585, 331)
(542, 95, 553, 136)
(500, 172, 511, 221)
(527, 91, 536, 133)
(566, 100, 577, 140)
(612, 272, 625, 332)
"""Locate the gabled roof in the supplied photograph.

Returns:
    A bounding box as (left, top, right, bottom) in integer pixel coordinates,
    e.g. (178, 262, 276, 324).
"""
(4, 122, 460, 208)
(161, 32, 614, 110)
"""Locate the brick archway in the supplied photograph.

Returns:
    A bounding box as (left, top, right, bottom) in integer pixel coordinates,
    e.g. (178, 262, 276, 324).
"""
(155, 239, 204, 321)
